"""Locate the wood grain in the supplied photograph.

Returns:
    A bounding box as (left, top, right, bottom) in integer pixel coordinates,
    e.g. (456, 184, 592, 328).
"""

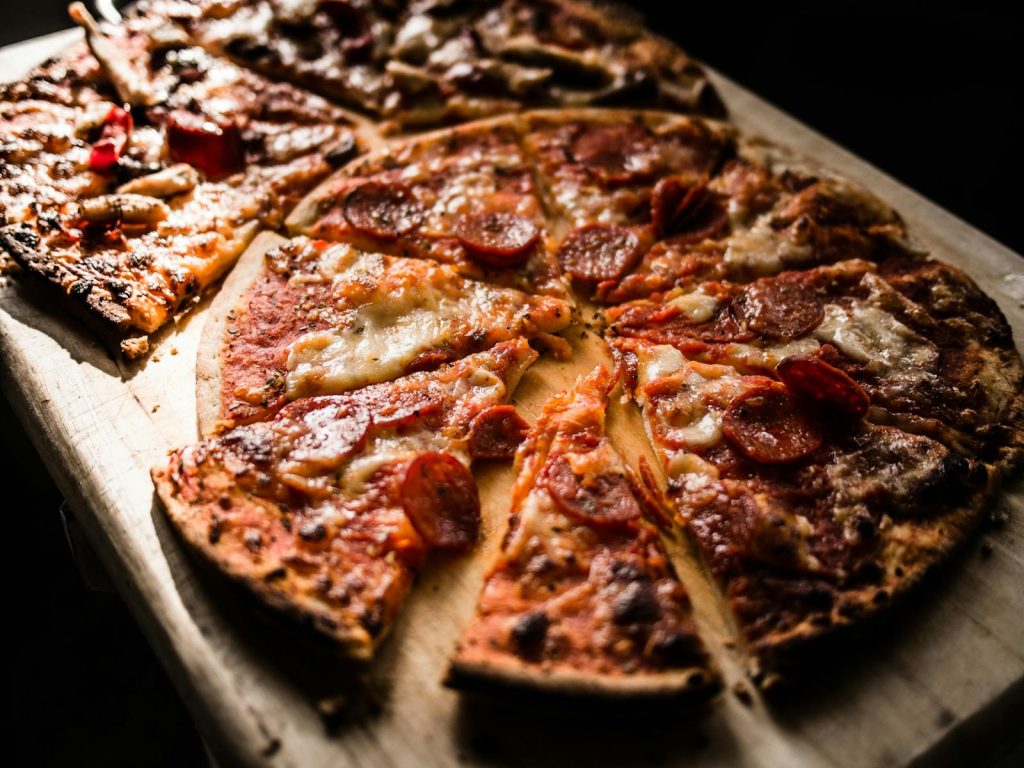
(1, 29, 1022, 768)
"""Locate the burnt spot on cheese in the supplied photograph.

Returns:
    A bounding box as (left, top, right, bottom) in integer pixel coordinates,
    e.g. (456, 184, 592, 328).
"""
(510, 611, 549, 658)
(830, 427, 974, 520)
(360, 608, 385, 639)
(612, 580, 661, 625)
(299, 521, 327, 542)
(208, 517, 223, 545)
(264, 567, 287, 582)
(244, 530, 263, 552)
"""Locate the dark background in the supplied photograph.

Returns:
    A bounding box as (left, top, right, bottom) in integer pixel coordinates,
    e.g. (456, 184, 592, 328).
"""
(3, 3, 1022, 767)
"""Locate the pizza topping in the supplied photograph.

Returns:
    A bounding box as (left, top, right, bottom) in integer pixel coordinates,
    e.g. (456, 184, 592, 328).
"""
(543, 455, 641, 525)
(570, 122, 656, 184)
(557, 224, 642, 283)
(731, 280, 824, 341)
(343, 181, 424, 240)
(776, 354, 870, 419)
(279, 402, 372, 477)
(722, 383, 822, 463)
(400, 452, 481, 551)
(166, 110, 245, 179)
(77, 194, 169, 226)
(455, 212, 539, 267)
(70, 3, 159, 107)
(650, 175, 729, 245)
(116, 163, 200, 198)
(88, 104, 132, 173)
(467, 405, 530, 460)
(283, 247, 567, 399)
(813, 302, 938, 375)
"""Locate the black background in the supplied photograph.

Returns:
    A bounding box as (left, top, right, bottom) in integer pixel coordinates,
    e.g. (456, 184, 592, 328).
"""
(3, 3, 1022, 767)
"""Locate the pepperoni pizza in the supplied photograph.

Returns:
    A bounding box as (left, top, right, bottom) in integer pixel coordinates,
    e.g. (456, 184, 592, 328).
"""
(2, 0, 1022, 708)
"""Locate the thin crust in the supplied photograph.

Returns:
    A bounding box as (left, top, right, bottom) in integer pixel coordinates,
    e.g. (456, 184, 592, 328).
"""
(446, 655, 715, 701)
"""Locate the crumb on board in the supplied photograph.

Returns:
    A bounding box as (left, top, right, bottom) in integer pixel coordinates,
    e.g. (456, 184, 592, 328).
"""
(732, 681, 754, 706)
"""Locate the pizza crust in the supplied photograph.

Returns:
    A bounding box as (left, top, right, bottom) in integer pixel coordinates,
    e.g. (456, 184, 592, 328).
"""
(743, 475, 999, 683)
(445, 655, 717, 701)
(151, 464, 377, 659)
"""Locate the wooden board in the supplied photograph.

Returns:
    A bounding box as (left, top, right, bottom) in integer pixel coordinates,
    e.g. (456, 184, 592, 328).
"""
(2, 29, 1023, 768)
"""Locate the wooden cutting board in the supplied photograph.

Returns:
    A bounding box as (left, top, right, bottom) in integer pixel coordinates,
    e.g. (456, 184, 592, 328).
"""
(2, 29, 1022, 768)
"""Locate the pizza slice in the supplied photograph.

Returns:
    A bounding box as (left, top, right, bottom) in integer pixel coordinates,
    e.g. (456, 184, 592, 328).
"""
(153, 338, 537, 659)
(447, 365, 718, 698)
(518, 109, 734, 297)
(0, 5, 362, 356)
(607, 258, 1024, 464)
(597, 147, 910, 304)
(158, 0, 722, 130)
(286, 115, 570, 299)
(613, 337, 1001, 679)
(197, 234, 572, 434)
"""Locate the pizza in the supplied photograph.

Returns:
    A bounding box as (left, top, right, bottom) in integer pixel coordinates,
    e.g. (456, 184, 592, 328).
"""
(177, 106, 1024, 687)
(145, 0, 722, 130)
(284, 116, 572, 299)
(447, 365, 717, 698)
(153, 338, 537, 656)
(196, 231, 572, 434)
(3, 0, 1023, 712)
(1, 4, 361, 356)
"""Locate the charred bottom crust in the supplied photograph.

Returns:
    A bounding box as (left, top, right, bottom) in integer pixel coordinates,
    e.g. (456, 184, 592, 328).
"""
(444, 655, 719, 704)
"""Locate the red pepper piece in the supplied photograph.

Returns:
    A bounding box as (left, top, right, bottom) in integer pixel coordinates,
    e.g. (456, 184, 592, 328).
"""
(88, 105, 133, 173)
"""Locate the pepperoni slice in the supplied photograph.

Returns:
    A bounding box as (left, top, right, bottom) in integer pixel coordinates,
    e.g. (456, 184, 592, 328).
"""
(557, 224, 642, 283)
(730, 279, 824, 341)
(651, 176, 701, 236)
(776, 355, 870, 419)
(651, 176, 730, 244)
(400, 453, 481, 551)
(346, 385, 444, 429)
(543, 455, 641, 526)
(279, 401, 371, 476)
(467, 405, 530, 460)
(343, 181, 423, 239)
(570, 123, 656, 185)
(166, 110, 244, 179)
(455, 212, 539, 267)
(722, 384, 822, 464)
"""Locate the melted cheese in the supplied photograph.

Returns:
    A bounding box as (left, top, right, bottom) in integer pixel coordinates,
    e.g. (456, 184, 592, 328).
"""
(502, 486, 586, 568)
(341, 432, 453, 494)
(284, 250, 529, 398)
(635, 346, 748, 455)
(718, 337, 821, 372)
(722, 216, 812, 277)
(667, 291, 719, 324)
(636, 344, 686, 386)
(813, 303, 938, 374)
